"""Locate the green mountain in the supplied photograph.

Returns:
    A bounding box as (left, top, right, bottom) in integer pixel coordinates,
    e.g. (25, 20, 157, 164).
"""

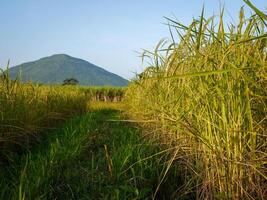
(8, 54, 128, 86)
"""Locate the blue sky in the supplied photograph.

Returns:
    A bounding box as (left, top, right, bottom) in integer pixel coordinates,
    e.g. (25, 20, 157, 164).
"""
(0, 0, 266, 79)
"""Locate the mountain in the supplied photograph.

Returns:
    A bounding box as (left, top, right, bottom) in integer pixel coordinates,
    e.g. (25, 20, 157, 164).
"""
(8, 54, 128, 86)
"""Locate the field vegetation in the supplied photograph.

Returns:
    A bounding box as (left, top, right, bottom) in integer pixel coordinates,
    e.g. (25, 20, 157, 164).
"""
(0, 70, 125, 160)
(0, 108, 181, 199)
(125, 2, 267, 199)
(2, 69, 171, 199)
(0, 73, 86, 157)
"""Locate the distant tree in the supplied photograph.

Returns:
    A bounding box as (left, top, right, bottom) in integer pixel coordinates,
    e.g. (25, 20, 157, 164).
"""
(62, 78, 79, 85)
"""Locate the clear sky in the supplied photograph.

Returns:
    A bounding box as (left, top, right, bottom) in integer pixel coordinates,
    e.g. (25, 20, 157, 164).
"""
(0, 0, 266, 79)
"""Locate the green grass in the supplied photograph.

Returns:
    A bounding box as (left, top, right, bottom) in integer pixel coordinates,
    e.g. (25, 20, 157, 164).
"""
(0, 106, 188, 200)
(125, 2, 267, 199)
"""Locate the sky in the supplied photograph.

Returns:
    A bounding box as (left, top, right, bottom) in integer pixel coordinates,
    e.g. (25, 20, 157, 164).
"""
(0, 0, 266, 79)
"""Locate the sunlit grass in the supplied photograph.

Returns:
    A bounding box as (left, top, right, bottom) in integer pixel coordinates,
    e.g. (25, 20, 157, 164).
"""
(125, 2, 267, 199)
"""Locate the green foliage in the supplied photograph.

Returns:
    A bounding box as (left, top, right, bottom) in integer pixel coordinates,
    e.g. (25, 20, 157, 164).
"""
(8, 54, 128, 86)
(125, 5, 267, 199)
(0, 108, 184, 199)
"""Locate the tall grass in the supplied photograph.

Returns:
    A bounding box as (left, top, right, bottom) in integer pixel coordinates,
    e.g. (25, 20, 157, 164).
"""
(0, 70, 90, 158)
(125, 3, 267, 199)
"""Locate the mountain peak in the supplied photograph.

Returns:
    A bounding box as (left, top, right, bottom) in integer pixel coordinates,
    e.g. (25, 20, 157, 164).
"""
(50, 54, 71, 58)
(42, 54, 73, 61)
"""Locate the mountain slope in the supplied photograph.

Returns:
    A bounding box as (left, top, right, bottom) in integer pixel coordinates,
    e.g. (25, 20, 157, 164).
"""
(8, 54, 128, 86)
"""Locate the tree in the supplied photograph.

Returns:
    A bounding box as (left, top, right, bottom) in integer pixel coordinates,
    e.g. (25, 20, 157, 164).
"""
(62, 78, 79, 85)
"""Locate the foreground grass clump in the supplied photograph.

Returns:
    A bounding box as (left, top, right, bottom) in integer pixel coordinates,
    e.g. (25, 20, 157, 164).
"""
(125, 4, 267, 199)
(1, 106, 184, 199)
(0, 74, 90, 157)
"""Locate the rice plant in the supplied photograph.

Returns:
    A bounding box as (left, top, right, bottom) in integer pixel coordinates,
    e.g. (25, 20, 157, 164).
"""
(125, 2, 267, 199)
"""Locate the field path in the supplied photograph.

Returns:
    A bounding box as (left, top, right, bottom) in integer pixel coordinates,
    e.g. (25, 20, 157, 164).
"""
(1, 105, 182, 200)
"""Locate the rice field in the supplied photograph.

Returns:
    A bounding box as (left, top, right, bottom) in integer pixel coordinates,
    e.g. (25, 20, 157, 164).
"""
(0, 1, 266, 199)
